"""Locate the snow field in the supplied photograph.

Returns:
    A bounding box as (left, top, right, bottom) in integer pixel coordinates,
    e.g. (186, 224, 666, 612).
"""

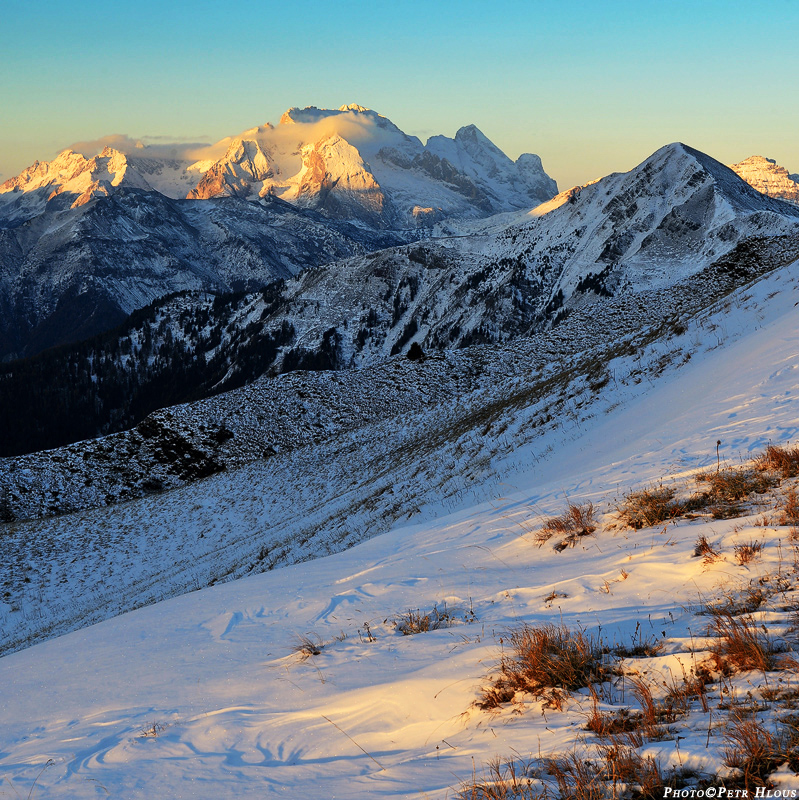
(1, 260, 799, 796)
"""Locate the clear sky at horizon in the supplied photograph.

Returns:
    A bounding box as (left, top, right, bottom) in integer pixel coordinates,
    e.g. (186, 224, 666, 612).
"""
(1, 0, 797, 189)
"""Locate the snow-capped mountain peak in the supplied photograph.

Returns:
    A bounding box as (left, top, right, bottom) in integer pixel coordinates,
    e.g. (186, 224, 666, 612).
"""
(0, 105, 558, 230)
(187, 136, 276, 200)
(0, 146, 155, 220)
(729, 154, 799, 204)
(177, 105, 558, 226)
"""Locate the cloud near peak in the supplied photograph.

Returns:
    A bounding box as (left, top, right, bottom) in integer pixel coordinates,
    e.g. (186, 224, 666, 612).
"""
(67, 134, 215, 162)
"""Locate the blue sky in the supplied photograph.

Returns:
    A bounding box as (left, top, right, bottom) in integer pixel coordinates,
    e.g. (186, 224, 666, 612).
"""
(1, 0, 797, 188)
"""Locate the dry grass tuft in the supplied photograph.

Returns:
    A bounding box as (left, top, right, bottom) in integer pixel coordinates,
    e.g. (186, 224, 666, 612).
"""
(703, 582, 771, 616)
(755, 443, 799, 478)
(780, 488, 799, 527)
(734, 540, 763, 565)
(537, 501, 597, 549)
(617, 486, 684, 530)
(545, 751, 609, 800)
(612, 627, 665, 658)
(723, 714, 783, 790)
(696, 467, 776, 503)
(588, 677, 688, 741)
(665, 670, 711, 713)
(457, 756, 540, 800)
(708, 613, 788, 673)
(478, 623, 607, 710)
(694, 535, 722, 564)
(547, 745, 668, 800)
(395, 603, 453, 635)
(293, 633, 324, 659)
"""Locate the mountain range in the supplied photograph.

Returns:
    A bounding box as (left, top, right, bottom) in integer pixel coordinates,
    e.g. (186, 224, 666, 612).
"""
(1, 137, 798, 479)
(0, 105, 560, 360)
(3, 105, 799, 800)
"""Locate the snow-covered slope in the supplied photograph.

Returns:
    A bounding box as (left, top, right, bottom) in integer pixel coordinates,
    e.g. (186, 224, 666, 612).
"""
(2, 230, 798, 627)
(0, 191, 403, 360)
(1, 238, 798, 798)
(729, 154, 799, 204)
(2, 142, 797, 457)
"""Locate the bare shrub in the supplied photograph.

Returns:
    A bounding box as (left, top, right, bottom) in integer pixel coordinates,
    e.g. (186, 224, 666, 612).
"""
(478, 624, 607, 710)
(755, 444, 799, 478)
(139, 721, 168, 738)
(537, 501, 597, 548)
(617, 486, 684, 530)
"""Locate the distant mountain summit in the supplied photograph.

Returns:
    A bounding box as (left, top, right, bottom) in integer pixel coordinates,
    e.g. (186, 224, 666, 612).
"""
(729, 155, 799, 204)
(184, 104, 558, 227)
(0, 105, 558, 230)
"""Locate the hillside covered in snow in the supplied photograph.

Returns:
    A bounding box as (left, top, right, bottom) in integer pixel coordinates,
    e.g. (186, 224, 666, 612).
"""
(1, 218, 799, 798)
(2, 132, 799, 797)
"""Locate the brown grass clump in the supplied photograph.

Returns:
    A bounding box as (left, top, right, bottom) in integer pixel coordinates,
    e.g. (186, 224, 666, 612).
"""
(665, 670, 711, 714)
(536, 501, 597, 549)
(588, 678, 688, 741)
(755, 443, 799, 478)
(457, 756, 540, 800)
(780, 488, 799, 526)
(696, 468, 775, 503)
(694, 535, 722, 564)
(547, 746, 667, 800)
(395, 603, 453, 635)
(545, 751, 610, 800)
(703, 584, 768, 616)
(723, 715, 783, 790)
(613, 636, 665, 659)
(617, 486, 684, 530)
(734, 540, 763, 565)
(478, 624, 607, 710)
(707, 613, 788, 673)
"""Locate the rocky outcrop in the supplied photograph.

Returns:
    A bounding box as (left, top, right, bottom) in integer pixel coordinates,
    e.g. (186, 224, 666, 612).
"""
(729, 155, 799, 204)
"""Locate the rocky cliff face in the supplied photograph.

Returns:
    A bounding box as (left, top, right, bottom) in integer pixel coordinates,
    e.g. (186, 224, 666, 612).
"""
(729, 155, 799, 204)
